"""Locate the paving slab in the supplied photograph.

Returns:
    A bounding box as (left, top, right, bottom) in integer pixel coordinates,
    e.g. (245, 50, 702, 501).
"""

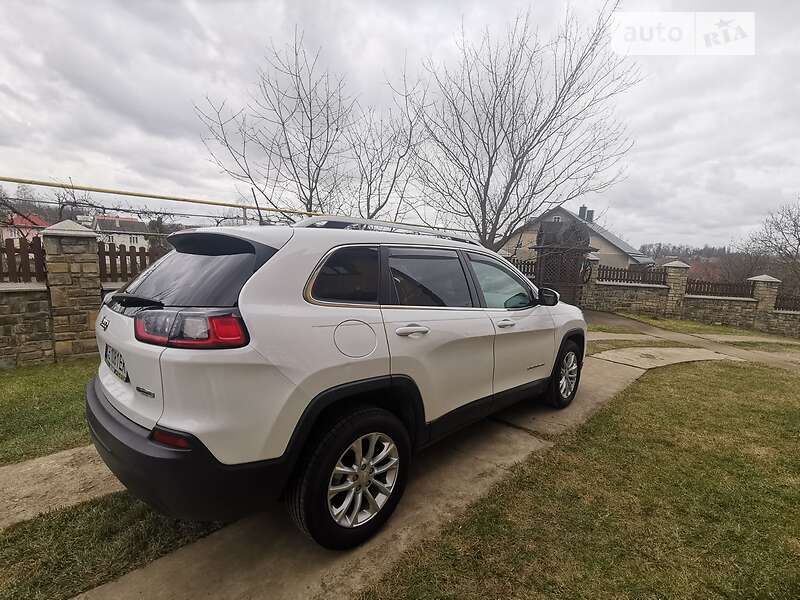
(77, 421, 551, 600)
(582, 312, 800, 370)
(0, 445, 123, 530)
(591, 347, 743, 370)
(587, 332, 658, 341)
(494, 356, 645, 436)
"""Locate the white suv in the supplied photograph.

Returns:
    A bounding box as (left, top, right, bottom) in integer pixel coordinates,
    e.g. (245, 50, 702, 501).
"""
(86, 216, 586, 549)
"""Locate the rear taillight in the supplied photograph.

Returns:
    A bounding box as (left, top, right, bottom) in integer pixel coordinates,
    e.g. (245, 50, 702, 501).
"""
(134, 309, 248, 349)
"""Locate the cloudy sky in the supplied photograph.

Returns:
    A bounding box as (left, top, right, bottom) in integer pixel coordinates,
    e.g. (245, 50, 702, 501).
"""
(0, 0, 797, 248)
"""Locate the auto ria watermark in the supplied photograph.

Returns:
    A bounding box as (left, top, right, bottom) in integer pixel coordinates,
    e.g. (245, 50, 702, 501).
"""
(611, 12, 755, 56)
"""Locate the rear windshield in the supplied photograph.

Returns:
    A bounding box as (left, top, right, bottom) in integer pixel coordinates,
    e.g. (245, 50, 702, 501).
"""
(125, 251, 255, 307)
(122, 234, 271, 307)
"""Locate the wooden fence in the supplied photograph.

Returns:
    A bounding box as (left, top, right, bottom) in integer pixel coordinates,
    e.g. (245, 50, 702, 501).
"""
(506, 258, 536, 278)
(685, 279, 755, 298)
(0, 237, 47, 283)
(98, 242, 165, 282)
(597, 264, 667, 285)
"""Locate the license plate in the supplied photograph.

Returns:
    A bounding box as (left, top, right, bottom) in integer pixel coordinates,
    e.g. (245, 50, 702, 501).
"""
(105, 344, 129, 382)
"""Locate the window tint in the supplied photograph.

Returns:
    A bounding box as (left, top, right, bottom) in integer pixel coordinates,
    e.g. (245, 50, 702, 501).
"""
(388, 249, 472, 308)
(125, 250, 256, 307)
(468, 254, 532, 309)
(311, 246, 379, 304)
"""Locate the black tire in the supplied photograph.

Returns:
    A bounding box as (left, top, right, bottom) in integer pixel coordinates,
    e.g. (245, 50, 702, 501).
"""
(286, 407, 411, 550)
(543, 339, 582, 409)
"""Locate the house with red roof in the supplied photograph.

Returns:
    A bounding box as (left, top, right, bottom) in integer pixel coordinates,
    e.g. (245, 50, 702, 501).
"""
(0, 213, 50, 242)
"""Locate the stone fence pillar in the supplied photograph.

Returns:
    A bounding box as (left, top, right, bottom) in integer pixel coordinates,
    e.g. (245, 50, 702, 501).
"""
(748, 274, 781, 328)
(42, 220, 102, 360)
(663, 260, 690, 316)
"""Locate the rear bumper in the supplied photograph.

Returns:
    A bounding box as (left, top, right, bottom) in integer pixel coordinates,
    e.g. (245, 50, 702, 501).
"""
(86, 377, 291, 521)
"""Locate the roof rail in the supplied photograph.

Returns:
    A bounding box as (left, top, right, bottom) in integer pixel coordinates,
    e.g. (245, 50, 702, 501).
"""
(293, 215, 481, 246)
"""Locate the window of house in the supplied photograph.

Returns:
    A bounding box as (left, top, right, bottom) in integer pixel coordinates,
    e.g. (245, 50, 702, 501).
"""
(387, 248, 472, 308)
(468, 253, 533, 309)
(552, 216, 561, 222)
(130, 235, 138, 244)
(311, 246, 379, 304)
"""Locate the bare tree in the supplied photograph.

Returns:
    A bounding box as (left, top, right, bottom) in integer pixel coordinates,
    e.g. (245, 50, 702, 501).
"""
(346, 90, 420, 220)
(53, 180, 93, 221)
(748, 200, 800, 292)
(197, 29, 355, 218)
(410, 5, 638, 249)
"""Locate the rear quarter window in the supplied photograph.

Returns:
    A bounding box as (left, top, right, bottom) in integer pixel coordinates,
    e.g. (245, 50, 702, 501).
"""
(310, 246, 379, 304)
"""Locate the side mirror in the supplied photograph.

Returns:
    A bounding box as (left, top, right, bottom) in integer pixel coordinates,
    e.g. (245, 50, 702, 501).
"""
(539, 288, 560, 306)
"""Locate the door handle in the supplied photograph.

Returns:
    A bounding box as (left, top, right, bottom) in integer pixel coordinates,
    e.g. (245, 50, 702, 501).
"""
(496, 319, 516, 328)
(395, 324, 430, 336)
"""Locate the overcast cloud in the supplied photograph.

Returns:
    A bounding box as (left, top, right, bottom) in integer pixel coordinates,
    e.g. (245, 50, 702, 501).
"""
(0, 0, 798, 248)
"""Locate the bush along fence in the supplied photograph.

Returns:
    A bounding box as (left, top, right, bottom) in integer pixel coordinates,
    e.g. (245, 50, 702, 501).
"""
(580, 257, 800, 338)
(0, 220, 165, 368)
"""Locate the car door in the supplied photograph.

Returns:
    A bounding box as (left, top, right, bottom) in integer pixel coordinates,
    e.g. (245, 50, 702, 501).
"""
(380, 246, 495, 434)
(465, 252, 557, 400)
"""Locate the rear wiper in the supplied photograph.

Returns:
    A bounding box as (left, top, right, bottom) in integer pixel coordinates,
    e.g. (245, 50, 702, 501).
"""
(112, 292, 164, 308)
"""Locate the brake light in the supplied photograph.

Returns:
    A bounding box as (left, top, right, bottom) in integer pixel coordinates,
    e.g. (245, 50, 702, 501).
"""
(134, 309, 248, 349)
(151, 427, 193, 449)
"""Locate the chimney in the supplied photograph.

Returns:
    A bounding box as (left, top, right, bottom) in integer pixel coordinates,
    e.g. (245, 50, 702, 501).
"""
(578, 205, 587, 220)
(585, 209, 594, 223)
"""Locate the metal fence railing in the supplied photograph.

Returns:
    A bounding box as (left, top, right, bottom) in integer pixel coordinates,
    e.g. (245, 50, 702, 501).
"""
(685, 279, 755, 298)
(597, 264, 667, 285)
(0, 237, 46, 283)
(775, 291, 800, 311)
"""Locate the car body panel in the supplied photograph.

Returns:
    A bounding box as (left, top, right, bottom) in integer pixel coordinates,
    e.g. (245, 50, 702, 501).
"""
(94, 304, 166, 429)
(381, 305, 495, 421)
(485, 305, 557, 392)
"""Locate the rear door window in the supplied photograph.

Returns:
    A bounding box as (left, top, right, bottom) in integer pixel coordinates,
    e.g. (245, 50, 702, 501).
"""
(387, 248, 473, 308)
(123, 234, 269, 307)
(311, 246, 379, 304)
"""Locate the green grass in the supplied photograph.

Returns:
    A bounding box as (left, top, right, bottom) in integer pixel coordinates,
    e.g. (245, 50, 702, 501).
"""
(616, 312, 762, 336)
(0, 358, 98, 466)
(729, 341, 800, 353)
(360, 361, 800, 600)
(587, 323, 642, 334)
(586, 339, 696, 355)
(0, 492, 223, 600)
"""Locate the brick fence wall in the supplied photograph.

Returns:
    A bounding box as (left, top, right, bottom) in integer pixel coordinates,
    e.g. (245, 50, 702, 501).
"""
(581, 257, 800, 338)
(0, 284, 52, 368)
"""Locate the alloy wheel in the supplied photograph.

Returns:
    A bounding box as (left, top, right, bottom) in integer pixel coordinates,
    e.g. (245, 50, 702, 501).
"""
(327, 432, 399, 528)
(559, 351, 579, 398)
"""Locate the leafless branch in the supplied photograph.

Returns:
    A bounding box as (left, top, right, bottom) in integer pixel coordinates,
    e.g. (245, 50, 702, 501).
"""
(409, 3, 639, 250)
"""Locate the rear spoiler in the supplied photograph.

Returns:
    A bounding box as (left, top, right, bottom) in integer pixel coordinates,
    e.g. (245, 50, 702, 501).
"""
(167, 231, 277, 269)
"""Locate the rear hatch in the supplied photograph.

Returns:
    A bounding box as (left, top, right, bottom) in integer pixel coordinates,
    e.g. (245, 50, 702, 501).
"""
(95, 230, 284, 429)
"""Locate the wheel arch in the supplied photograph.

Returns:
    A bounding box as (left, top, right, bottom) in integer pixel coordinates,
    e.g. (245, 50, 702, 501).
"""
(560, 327, 586, 361)
(282, 375, 427, 482)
